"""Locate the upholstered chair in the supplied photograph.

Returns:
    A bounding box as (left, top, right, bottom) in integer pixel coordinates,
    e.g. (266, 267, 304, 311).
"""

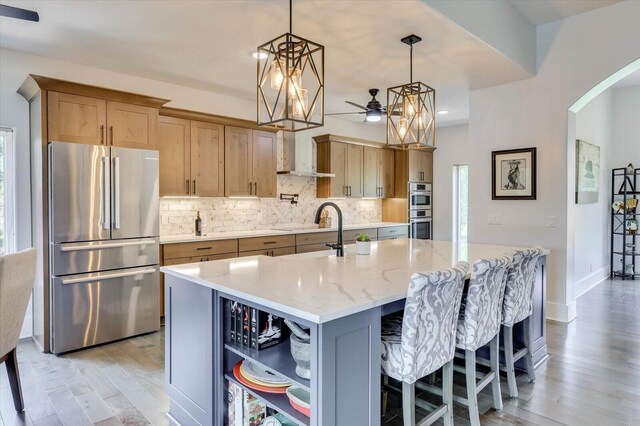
(0, 248, 37, 413)
(501, 247, 544, 398)
(381, 261, 469, 426)
(455, 256, 511, 426)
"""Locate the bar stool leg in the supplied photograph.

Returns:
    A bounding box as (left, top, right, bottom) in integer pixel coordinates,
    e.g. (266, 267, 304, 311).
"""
(442, 360, 454, 426)
(503, 325, 518, 397)
(5, 348, 24, 413)
(523, 317, 536, 382)
(490, 334, 504, 411)
(465, 349, 481, 426)
(402, 381, 416, 426)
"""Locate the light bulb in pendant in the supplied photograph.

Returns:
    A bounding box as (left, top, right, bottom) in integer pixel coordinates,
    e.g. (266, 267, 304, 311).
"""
(398, 117, 409, 139)
(288, 67, 302, 98)
(291, 88, 308, 119)
(270, 59, 285, 90)
(415, 109, 430, 130)
(403, 94, 417, 118)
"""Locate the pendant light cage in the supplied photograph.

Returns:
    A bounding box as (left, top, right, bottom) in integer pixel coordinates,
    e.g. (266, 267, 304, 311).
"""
(387, 82, 436, 149)
(257, 33, 324, 132)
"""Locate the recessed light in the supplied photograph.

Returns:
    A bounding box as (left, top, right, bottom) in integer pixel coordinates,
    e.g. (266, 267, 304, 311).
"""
(437, 110, 449, 115)
(252, 52, 268, 60)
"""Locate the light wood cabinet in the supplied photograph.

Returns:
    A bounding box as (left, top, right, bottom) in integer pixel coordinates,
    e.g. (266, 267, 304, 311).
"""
(363, 147, 379, 198)
(326, 141, 347, 197)
(159, 116, 191, 196)
(47, 92, 107, 145)
(225, 126, 277, 198)
(346, 144, 364, 198)
(408, 150, 432, 183)
(191, 121, 224, 197)
(380, 149, 395, 198)
(107, 101, 158, 149)
(317, 141, 364, 198)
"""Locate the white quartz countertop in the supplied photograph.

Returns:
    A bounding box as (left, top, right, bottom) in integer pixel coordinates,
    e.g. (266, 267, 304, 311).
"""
(161, 239, 548, 324)
(159, 222, 408, 244)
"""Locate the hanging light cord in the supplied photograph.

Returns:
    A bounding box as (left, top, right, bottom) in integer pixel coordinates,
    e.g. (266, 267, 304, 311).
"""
(410, 43, 413, 85)
(289, 0, 293, 33)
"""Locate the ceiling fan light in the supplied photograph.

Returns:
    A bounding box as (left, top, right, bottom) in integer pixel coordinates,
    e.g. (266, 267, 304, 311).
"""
(365, 111, 382, 122)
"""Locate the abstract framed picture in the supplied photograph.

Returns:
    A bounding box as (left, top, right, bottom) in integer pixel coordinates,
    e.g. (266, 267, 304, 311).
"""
(491, 147, 537, 200)
(575, 139, 600, 204)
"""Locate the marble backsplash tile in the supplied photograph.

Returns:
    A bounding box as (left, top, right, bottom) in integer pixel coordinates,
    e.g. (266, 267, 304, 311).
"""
(160, 176, 382, 236)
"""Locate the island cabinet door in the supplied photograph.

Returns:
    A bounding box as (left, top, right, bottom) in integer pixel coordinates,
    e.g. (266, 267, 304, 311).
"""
(158, 116, 191, 196)
(191, 121, 225, 197)
(47, 91, 107, 145)
(225, 126, 252, 197)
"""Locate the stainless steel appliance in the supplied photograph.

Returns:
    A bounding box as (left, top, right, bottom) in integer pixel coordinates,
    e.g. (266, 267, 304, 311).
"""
(48, 142, 160, 354)
(409, 182, 432, 240)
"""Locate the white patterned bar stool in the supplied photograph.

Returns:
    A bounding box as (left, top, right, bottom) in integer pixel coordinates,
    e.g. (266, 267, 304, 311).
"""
(501, 247, 544, 398)
(381, 261, 469, 426)
(454, 256, 511, 426)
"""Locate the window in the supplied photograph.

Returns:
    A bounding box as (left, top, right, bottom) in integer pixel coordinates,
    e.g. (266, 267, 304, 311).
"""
(0, 128, 16, 255)
(453, 164, 468, 242)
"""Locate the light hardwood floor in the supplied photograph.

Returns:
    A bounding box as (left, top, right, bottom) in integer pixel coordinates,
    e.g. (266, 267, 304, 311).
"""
(1, 278, 639, 426)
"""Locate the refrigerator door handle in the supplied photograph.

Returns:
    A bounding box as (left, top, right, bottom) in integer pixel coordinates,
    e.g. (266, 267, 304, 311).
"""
(60, 238, 157, 252)
(102, 156, 111, 230)
(61, 268, 157, 285)
(113, 156, 121, 229)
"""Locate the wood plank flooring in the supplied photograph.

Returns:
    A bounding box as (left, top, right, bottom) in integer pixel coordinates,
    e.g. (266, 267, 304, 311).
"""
(1, 278, 638, 425)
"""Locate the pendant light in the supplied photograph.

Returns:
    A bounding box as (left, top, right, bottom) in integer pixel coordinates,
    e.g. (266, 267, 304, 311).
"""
(387, 34, 436, 149)
(257, 0, 324, 132)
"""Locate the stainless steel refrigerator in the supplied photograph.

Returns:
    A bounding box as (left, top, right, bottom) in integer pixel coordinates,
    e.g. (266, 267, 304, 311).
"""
(48, 141, 160, 354)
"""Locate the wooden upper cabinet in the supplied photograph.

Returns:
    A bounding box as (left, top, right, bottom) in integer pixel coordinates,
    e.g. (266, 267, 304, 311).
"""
(252, 131, 277, 198)
(408, 150, 432, 182)
(346, 144, 363, 198)
(158, 116, 191, 196)
(363, 147, 379, 198)
(191, 121, 224, 197)
(107, 101, 158, 149)
(225, 126, 253, 197)
(328, 142, 347, 197)
(47, 92, 106, 145)
(380, 149, 395, 198)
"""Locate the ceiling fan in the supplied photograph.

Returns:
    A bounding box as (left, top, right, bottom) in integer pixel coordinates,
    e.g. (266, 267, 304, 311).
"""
(0, 4, 39, 22)
(327, 89, 399, 123)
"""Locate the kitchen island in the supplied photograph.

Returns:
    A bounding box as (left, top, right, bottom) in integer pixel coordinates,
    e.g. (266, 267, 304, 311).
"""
(161, 239, 548, 426)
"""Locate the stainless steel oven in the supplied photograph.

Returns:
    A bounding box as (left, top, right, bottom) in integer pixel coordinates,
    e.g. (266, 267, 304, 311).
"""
(410, 218, 432, 240)
(409, 182, 432, 210)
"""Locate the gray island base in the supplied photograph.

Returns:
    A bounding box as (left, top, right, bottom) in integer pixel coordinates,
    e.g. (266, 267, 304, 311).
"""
(161, 239, 548, 426)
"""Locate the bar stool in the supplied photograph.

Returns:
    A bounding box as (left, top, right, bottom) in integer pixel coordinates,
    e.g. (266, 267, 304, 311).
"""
(454, 256, 511, 426)
(501, 247, 544, 398)
(381, 261, 469, 426)
(0, 248, 37, 413)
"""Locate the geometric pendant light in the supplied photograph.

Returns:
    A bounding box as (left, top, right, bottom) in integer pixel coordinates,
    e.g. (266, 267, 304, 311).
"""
(257, 0, 324, 132)
(387, 34, 436, 149)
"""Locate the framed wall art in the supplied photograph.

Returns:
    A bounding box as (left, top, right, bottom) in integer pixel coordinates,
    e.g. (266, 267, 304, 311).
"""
(491, 147, 537, 200)
(575, 139, 600, 204)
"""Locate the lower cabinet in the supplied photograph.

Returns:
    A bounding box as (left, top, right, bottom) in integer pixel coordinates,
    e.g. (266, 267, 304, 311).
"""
(239, 247, 296, 257)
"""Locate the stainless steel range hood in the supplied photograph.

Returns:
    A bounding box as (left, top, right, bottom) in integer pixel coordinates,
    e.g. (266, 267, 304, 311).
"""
(278, 132, 335, 177)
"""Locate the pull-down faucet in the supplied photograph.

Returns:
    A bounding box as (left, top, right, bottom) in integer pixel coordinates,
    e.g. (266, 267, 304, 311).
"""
(314, 202, 344, 257)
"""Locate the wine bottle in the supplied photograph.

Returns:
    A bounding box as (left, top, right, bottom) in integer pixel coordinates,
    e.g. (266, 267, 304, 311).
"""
(195, 210, 203, 236)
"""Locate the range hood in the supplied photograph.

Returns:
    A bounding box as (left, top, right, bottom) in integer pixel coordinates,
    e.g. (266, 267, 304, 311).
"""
(278, 132, 335, 177)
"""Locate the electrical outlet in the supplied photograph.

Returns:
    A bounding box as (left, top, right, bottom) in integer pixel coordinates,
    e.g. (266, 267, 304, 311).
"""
(547, 216, 557, 227)
(488, 214, 502, 225)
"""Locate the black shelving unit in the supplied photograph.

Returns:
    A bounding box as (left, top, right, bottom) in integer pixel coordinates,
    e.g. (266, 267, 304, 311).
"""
(611, 167, 640, 280)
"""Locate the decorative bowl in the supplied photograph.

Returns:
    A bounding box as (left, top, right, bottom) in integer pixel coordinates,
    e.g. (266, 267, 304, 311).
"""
(289, 334, 311, 379)
(286, 386, 311, 417)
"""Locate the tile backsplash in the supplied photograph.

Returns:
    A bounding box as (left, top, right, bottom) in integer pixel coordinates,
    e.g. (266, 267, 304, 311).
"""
(160, 176, 382, 236)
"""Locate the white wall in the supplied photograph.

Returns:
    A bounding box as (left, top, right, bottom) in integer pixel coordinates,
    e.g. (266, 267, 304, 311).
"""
(433, 125, 469, 240)
(467, 1, 640, 322)
(611, 85, 640, 168)
(572, 90, 612, 298)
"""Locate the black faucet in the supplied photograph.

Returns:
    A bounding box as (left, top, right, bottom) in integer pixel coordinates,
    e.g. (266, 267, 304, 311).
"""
(314, 202, 344, 257)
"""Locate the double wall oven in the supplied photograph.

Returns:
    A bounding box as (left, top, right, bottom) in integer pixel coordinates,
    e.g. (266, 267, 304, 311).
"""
(409, 182, 432, 240)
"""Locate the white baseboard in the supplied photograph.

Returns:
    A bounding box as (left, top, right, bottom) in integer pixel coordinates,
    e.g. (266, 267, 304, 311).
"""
(547, 300, 577, 323)
(574, 266, 610, 300)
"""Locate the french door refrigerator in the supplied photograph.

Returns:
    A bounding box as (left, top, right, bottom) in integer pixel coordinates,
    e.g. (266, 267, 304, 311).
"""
(48, 141, 160, 354)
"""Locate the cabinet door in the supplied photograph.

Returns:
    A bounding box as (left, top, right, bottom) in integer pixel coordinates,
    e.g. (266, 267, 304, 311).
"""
(422, 151, 433, 183)
(252, 131, 277, 198)
(107, 101, 158, 149)
(329, 142, 347, 197)
(363, 147, 379, 198)
(346, 144, 364, 198)
(158, 116, 191, 196)
(408, 150, 423, 182)
(380, 149, 395, 198)
(48, 92, 106, 145)
(225, 126, 252, 197)
(192, 121, 225, 197)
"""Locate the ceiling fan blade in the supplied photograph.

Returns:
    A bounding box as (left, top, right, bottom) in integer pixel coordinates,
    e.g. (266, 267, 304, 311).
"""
(326, 112, 366, 116)
(0, 5, 39, 22)
(345, 101, 368, 111)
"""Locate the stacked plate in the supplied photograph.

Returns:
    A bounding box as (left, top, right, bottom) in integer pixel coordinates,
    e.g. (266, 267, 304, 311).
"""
(233, 360, 291, 394)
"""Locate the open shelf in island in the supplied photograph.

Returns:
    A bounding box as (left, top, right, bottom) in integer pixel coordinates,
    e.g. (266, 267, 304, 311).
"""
(225, 373, 310, 426)
(225, 339, 310, 391)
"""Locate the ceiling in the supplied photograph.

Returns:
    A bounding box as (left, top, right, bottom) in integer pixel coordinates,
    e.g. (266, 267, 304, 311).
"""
(0, 1, 619, 127)
(508, 0, 620, 26)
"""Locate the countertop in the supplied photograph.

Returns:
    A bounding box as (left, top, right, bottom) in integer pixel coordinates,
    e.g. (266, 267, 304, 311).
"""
(159, 222, 408, 244)
(161, 239, 548, 324)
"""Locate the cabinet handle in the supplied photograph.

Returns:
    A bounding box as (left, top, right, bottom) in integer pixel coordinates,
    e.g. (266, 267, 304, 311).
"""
(192, 180, 196, 194)
(249, 182, 252, 195)
(196, 247, 213, 250)
(186, 179, 190, 194)
(100, 125, 104, 144)
(344, 185, 348, 197)
(109, 126, 114, 145)
(263, 241, 277, 245)
(254, 182, 258, 196)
